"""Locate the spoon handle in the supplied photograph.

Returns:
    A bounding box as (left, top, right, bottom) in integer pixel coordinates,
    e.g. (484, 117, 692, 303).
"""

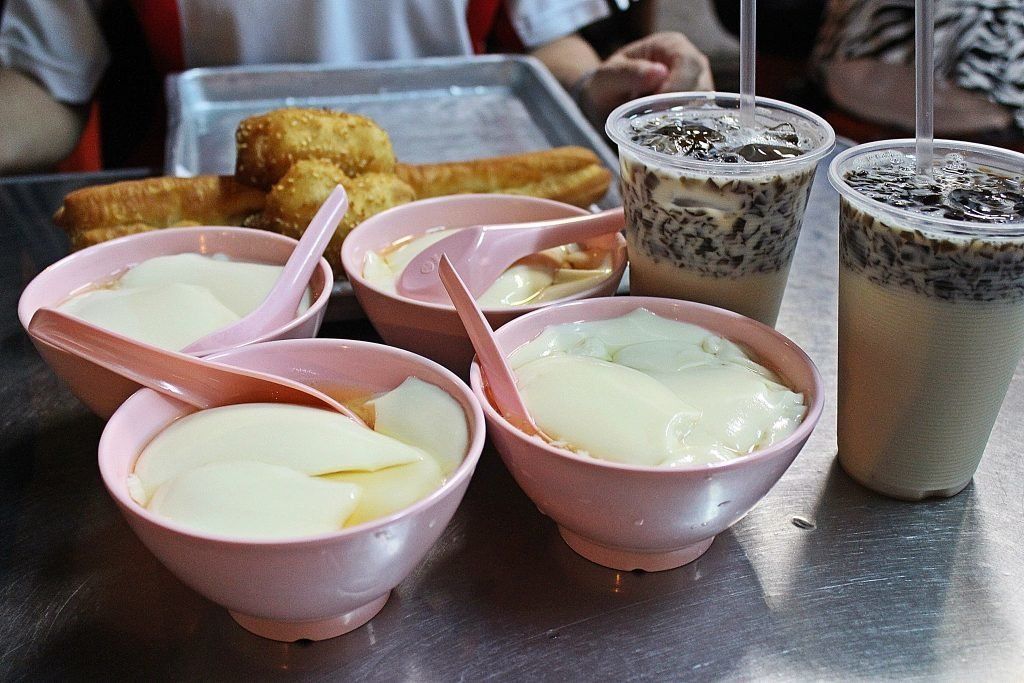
(486, 207, 624, 255)
(257, 184, 348, 322)
(437, 256, 537, 435)
(28, 307, 360, 420)
(398, 206, 624, 304)
(184, 185, 348, 355)
(31, 308, 211, 409)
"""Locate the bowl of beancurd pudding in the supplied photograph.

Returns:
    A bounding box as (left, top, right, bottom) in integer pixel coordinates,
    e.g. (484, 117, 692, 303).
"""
(470, 296, 823, 572)
(340, 194, 627, 374)
(19, 226, 332, 417)
(98, 337, 486, 642)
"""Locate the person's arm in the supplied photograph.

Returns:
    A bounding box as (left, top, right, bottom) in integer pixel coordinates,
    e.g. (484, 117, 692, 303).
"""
(529, 33, 602, 90)
(530, 32, 713, 129)
(0, 68, 87, 175)
(0, 0, 111, 174)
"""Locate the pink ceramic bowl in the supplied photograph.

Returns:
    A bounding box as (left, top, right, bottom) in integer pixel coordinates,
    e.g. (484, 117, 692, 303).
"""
(340, 194, 627, 374)
(470, 296, 824, 572)
(18, 226, 333, 417)
(98, 338, 486, 642)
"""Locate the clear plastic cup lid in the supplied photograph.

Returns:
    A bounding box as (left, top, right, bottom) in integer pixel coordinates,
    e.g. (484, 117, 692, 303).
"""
(829, 138, 1024, 239)
(605, 92, 835, 175)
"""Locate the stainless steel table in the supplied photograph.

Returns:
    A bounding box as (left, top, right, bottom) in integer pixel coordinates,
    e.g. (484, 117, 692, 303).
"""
(2, 149, 1022, 681)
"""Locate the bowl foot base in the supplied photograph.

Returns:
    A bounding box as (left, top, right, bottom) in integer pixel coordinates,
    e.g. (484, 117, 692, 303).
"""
(229, 592, 390, 641)
(558, 527, 715, 571)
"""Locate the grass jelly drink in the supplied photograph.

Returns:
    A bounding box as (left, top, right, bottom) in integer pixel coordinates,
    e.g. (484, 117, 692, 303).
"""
(606, 93, 835, 326)
(831, 140, 1024, 500)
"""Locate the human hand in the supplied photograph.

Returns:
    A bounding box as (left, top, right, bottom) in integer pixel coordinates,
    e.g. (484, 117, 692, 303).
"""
(577, 32, 714, 127)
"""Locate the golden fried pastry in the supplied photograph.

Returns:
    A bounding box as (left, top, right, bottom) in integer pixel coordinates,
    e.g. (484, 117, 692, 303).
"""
(247, 159, 416, 271)
(235, 108, 396, 190)
(504, 163, 612, 207)
(53, 106, 613, 264)
(54, 175, 265, 237)
(394, 146, 612, 207)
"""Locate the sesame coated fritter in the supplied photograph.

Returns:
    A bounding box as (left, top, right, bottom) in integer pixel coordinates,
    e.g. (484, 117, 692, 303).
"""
(235, 108, 396, 190)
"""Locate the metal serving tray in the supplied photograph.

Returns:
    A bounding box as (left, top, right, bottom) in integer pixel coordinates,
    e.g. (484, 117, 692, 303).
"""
(166, 55, 619, 200)
(165, 55, 623, 318)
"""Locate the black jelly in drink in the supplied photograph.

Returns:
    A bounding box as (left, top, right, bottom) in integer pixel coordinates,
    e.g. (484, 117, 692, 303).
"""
(608, 98, 833, 327)
(833, 144, 1024, 500)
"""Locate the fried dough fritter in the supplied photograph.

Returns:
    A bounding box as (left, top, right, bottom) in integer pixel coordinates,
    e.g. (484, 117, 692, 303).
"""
(53, 102, 614, 270)
(502, 163, 613, 207)
(235, 108, 396, 190)
(394, 146, 612, 207)
(54, 175, 266, 243)
(247, 158, 416, 271)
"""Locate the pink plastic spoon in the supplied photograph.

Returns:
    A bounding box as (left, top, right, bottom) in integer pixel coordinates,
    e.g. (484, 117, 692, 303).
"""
(437, 255, 545, 438)
(398, 206, 625, 304)
(183, 185, 349, 356)
(29, 307, 366, 424)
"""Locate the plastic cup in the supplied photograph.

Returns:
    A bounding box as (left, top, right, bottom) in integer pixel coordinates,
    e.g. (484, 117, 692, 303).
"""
(606, 92, 835, 327)
(830, 139, 1024, 500)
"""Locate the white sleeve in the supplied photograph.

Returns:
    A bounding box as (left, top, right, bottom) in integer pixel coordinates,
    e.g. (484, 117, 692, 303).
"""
(0, 0, 110, 104)
(507, 0, 611, 49)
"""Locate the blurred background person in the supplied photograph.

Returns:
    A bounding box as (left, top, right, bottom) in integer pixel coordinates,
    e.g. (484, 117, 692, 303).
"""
(704, 0, 1023, 151)
(712, 0, 826, 107)
(812, 0, 1024, 149)
(0, 0, 713, 175)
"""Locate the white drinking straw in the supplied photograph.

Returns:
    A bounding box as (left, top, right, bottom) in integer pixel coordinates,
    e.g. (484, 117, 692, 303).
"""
(915, 0, 935, 176)
(739, 0, 756, 127)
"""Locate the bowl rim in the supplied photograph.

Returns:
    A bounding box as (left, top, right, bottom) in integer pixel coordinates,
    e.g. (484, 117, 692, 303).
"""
(97, 337, 487, 546)
(17, 225, 334, 347)
(339, 193, 628, 314)
(469, 295, 824, 475)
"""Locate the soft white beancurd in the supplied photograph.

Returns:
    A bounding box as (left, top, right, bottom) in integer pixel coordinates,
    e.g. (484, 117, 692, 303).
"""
(147, 461, 361, 539)
(58, 253, 312, 351)
(516, 354, 701, 466)
(363, 228, 613, 306)
(324, 378, 465, 525)
(509, 308, 806, 466)
(369, 377, 468, 475)
(131, 376, 470, 538)
(639, 359, 805, 464)
(118, 253, 308, 316)
(324, 457, 444, 527)
(510, 307, 756, 366)
(59, 283, 242, 352)
(132, 403, 427, 503)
